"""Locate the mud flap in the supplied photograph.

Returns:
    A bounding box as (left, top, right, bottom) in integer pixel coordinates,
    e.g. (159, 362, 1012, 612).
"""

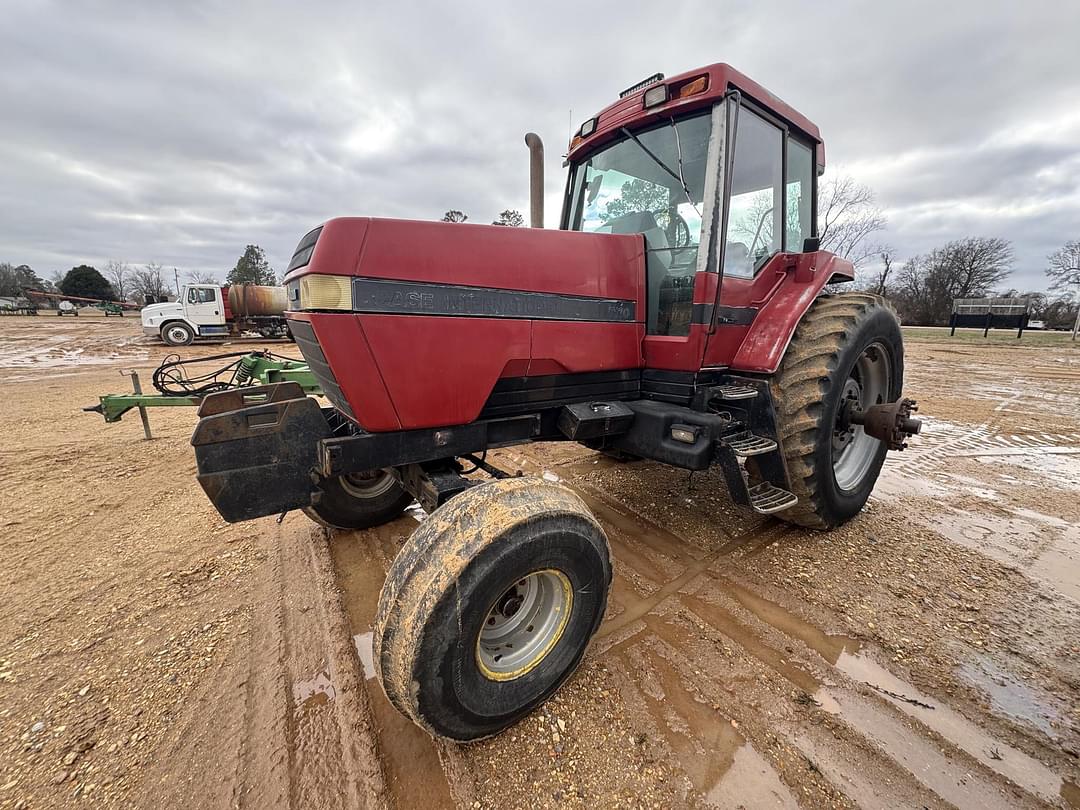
(191, 383, 332, 522)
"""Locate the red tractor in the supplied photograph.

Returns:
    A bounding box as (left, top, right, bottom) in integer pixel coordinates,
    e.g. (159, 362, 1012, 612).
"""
(192, 63, 920, 741)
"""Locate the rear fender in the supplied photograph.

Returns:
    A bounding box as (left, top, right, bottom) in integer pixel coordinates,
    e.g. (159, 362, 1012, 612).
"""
(730, 252, 854, 374)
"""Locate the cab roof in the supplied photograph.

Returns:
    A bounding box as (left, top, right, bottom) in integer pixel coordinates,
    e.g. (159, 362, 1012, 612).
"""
(566, 63, 824, 171)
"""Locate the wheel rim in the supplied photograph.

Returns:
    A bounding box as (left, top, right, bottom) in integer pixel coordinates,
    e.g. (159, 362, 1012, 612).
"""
(166, 326, 189, 344)
(832, 341, 891, 492)
(476, 569, 572, 682)
(339, 470, 397, 499)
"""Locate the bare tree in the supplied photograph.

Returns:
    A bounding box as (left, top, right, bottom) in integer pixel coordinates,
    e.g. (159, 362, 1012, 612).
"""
(129, 262, 170, 303)
(1046, 240, 1080, 290)
(102, 260, 130, 302)
(818, 175, 887, 268)
(441, 210, 468, 223)
(858, 247, 896, 295)
(888, 237, 1013, 325)
(187, 270, 218, 284)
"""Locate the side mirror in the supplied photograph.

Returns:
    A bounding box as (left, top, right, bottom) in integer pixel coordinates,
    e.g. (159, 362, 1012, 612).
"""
(802, 237, 821, 252)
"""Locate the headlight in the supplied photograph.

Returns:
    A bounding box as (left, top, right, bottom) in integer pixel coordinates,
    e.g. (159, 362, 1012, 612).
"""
(294, 275, 352, 310)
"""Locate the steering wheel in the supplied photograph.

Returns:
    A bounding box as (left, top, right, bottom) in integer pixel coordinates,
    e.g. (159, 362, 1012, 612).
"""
(653, 209, 691, 256)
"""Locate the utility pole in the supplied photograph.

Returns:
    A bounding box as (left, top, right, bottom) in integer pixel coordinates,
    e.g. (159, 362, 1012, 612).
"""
(174, 268, 181, 297)
(1072, 279, 1079, 341)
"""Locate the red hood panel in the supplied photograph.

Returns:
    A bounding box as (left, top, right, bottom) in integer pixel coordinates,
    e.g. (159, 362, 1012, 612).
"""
(287, 217, 646, 304)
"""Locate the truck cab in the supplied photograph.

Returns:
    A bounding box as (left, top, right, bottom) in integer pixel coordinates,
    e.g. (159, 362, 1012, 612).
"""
(141, 284, 227, 346)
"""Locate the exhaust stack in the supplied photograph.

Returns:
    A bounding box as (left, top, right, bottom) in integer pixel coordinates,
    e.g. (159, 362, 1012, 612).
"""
(525, 132, 544, 228)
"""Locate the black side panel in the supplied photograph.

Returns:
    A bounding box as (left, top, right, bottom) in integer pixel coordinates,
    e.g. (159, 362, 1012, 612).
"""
(640, 368, 727, 405)
(479, 370, 641, 419)
(191, 387, 332, 522)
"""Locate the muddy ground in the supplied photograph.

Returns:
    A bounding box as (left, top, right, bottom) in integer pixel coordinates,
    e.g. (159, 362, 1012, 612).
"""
(0, 315, 1078, 809)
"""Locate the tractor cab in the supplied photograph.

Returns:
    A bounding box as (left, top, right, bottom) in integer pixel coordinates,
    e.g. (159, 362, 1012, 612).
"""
(562, 64, 831, 372)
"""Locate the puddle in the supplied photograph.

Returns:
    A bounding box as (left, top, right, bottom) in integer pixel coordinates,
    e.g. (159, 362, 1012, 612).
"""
(707, 743, 798, 809)
(329, 521, 456, 809)
(925, 505, 1080, 603)
(293, 670, 336, 711)
(616, 639, 797, 809)
(958, 655, 1062, 738)
(352, 632, 376, 679)
(977, 450, 1080, 491)
(822, 650, 1067, 805)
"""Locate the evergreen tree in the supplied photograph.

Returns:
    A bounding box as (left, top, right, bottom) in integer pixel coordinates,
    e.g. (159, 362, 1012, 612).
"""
(226, 245, 276, 286)
(59, 265, 116, 300)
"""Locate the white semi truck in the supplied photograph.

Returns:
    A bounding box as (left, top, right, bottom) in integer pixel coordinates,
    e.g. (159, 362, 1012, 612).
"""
(141, 284, 289, 346)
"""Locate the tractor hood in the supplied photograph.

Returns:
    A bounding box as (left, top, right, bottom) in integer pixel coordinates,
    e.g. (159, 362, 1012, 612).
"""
(282, 217, 646, 313)
(281, 217, 648, 432)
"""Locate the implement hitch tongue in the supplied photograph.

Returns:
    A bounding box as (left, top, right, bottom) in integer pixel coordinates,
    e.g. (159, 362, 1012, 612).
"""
(846, 398, 922, 451)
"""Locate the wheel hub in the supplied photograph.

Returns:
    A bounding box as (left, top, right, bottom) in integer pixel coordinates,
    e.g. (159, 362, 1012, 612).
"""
(476, 569, 572, 681)
(831, 342, 891, 492)
(339, 470, 397, 499)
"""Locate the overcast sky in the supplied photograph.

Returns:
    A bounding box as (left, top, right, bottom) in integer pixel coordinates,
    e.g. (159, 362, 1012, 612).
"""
(2, 1, 1078, 292)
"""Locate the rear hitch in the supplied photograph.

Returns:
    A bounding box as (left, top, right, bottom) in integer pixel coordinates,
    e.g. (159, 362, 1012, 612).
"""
(845, 398, 922, 451)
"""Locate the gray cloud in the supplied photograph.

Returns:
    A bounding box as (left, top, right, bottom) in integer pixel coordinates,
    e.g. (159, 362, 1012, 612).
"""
(1, 0, 1078, 293)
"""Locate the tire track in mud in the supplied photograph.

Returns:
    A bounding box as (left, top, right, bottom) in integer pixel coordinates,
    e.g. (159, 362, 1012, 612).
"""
(531, 461, 1069, 808)
(327, 518, 463, 810)
(317, 442, 1076, 808)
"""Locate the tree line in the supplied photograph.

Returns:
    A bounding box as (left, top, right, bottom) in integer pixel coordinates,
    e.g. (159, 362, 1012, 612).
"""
(4, 198, 1076, 326)
(0, 245, 279, 305)
(810, 177, 1077, 328)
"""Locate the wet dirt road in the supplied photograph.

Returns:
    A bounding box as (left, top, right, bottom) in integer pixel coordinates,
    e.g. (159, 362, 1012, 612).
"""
(0, 316, 1078, 809)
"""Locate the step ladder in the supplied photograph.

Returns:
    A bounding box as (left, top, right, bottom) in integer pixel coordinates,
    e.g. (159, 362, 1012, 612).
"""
(747, 482, 799, 514)
(712, 384, 758, 401)
(722, 430, 778, 457)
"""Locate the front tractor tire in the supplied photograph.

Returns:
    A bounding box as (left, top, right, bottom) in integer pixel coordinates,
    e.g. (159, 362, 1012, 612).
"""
(303, 470, 413, 530)
(771, 292, 903, 529)
(373, 477, 611, 741)
(161, 321, 195, 346)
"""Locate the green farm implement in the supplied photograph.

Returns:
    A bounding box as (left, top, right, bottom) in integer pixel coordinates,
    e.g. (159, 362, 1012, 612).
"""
(85, 350, 320, 438)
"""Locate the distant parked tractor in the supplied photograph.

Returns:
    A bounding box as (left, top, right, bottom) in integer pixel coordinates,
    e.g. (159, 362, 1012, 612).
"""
(190, 63, 921, 741)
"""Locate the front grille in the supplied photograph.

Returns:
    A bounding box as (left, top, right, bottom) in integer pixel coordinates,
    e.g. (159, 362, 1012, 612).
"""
(288, 318, 356, 419)
(287, 226, 323, 273)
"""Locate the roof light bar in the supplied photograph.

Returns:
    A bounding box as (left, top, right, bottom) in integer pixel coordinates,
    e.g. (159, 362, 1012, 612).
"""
(619, 72, 664, 99)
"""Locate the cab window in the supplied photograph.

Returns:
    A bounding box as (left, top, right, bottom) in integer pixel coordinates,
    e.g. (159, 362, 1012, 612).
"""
(724, 108, 782, 278)
(567, 111, 712, 337)
(785, 139, 813, 252)
(187, 287, 217, 304)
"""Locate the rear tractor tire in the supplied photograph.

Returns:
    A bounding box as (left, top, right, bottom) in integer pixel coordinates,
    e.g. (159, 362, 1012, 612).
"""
(373, 477, 611, 741)
(770, 292, 903, 529)
(304, 470, 414, 530)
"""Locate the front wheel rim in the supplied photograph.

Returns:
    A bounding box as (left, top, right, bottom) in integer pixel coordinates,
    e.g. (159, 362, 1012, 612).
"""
(832, 341, 891, 491)
(166, 326, 189, 344)
(339, 470, 397, 499)
(476, 569, 572, 682)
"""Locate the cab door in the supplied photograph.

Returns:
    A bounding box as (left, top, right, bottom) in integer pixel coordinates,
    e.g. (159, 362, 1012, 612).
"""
(183, 286, 224, 330)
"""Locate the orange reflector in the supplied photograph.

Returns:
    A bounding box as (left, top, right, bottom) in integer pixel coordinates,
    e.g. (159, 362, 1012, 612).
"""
(569, 134, 583, 151)
(677, 76, 709, 98)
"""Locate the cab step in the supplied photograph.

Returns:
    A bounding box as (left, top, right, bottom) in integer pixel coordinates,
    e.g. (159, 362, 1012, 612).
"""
(722, 431, 778, 457)
(747, 482, 798, 514)
(713, 384, 758, 400)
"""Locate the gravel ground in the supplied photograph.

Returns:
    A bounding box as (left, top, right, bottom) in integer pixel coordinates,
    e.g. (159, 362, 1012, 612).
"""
(0, 316, 1077, 809)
